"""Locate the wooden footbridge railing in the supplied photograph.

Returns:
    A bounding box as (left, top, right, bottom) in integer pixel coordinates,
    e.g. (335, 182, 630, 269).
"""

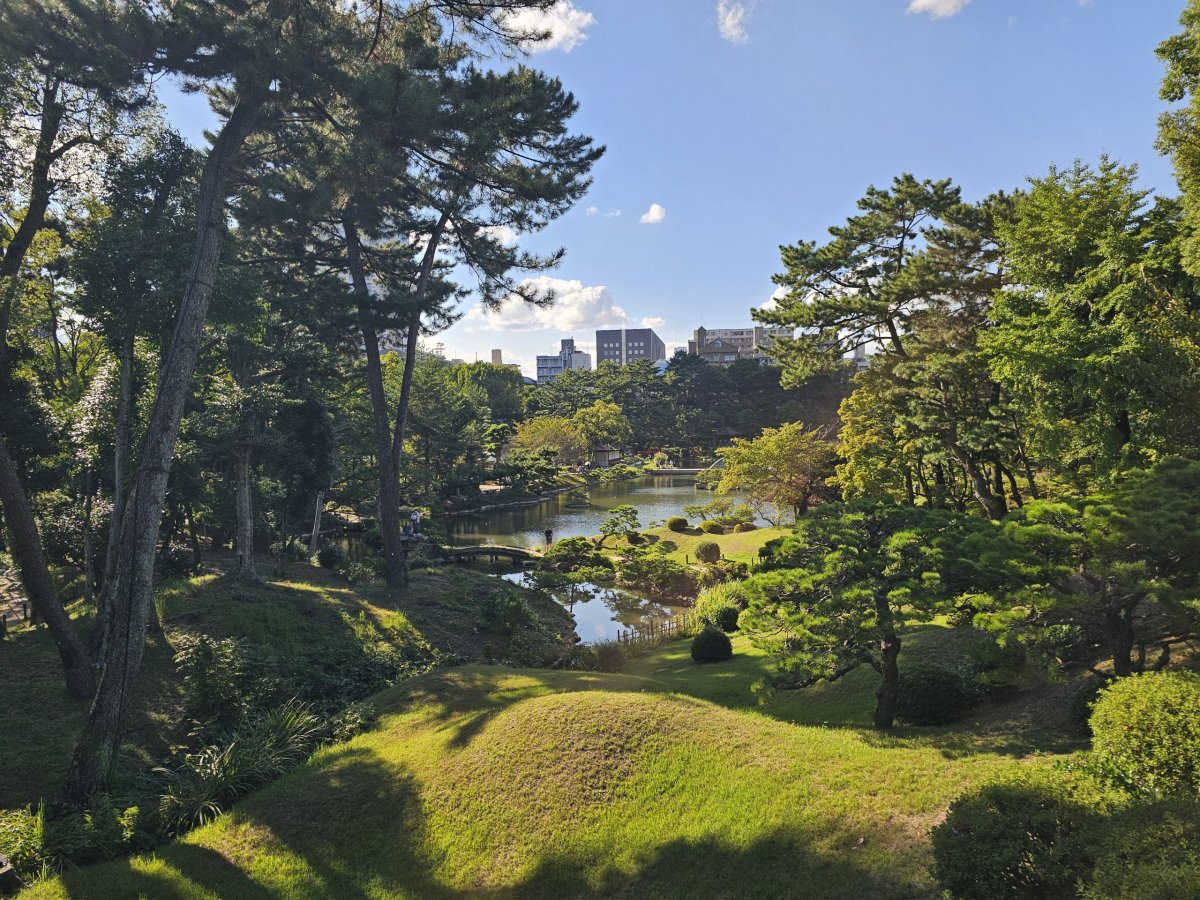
(447, 544, 543, 565)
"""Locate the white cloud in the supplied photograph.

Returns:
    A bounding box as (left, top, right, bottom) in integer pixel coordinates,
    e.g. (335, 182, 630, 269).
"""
(758, 286, 788, 313)
(586, 205, 600, 216)
(586, 205, 621, 218)
(503, 1, 595, 53)
(481, 224, 520, 248)
(907, 0, 969, 18)
(716, 0, 750, 43)
(639, 202, 667, 225)
(466, 277, 631, 332)
(641, 316, 666, 328)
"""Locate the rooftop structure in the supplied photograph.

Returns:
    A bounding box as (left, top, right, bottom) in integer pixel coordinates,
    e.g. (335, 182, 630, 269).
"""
(595, 328, 666, 366)
(687, 325, 793, 366)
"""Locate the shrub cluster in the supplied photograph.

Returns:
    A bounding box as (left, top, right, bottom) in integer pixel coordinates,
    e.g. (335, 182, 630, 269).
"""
(931, 767, 1126, 900)
(897, 664, 977, 726)
(155, 700, 323, 836)
(699, 520, 725, 535)
(733, 522, 757, 532)
(695, 540, 722, 564)
(479, 591, 534, 636)
(695, 588, 740, 633)
(317, 543, 345, 569)
(593, 641, 627, 673)
(933, 672, 1200, 899)
(1089, 671, 1200, 797)
(690, 627, 733, 664)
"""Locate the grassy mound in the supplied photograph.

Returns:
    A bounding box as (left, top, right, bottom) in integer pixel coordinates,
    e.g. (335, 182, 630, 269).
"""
(0, 560, 572, 810)
(23, 664, 1043, 899)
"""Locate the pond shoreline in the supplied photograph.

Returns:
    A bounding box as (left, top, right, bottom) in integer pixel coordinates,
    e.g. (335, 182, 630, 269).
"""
(443, 470, 650, 518)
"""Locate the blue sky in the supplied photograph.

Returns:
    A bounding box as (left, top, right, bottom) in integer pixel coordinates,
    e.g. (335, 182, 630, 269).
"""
(162, 0, 1185, 376)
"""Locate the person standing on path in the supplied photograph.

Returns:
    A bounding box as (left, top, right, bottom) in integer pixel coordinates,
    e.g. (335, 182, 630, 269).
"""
(411, 510, 422, 535)
(544, 527, 553, 546)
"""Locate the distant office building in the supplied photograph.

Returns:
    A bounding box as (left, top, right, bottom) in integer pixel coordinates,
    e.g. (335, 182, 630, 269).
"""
(594, 328, 666, 366)
(687, 326, 793, 366)
(536, 338, 591, 385)
(490, 349, 504, 365)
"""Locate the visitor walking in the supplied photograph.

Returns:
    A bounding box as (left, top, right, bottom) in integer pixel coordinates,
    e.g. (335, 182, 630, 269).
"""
(411, 510, 422, 535)
(544, 527, 553, 546)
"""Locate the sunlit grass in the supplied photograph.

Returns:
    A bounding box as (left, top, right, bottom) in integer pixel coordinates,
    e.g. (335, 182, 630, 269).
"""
(23, 626, 1080, 900)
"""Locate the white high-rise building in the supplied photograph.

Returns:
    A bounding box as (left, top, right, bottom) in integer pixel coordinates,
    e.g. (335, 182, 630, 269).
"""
(536, 338, 592, 384)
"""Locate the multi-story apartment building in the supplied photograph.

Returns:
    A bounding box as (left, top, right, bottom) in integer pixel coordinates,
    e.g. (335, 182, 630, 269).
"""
(687, 325, 793, 365)
(594, 328, 666, 366)
(536, 338, 591, 384)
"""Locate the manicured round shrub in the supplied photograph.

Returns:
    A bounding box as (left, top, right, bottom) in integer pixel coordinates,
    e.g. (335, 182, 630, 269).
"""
(665, 516, 689, 533)
(931, 767, 1125, 900)
(690, 627, 733, 664)
(593, 642, 626, 673)
(317, 544, 345, 570)
(699, 520, 724, 535)
(1084, 798, 1200, 900)
(897, 664, 976, 726)
(1090, 671, 1200, 797)
(695, 540, 721, 564)
(733, 522, 757, 533)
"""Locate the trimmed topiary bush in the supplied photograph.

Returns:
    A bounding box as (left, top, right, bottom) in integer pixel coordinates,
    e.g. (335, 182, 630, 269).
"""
(665, 516, 689, 532)
(699, 520, 724, 535)
(1090, 671, 1200, 798)
(695, 540, 721, 564)
(690, 627, 733, 664)
(897, 664, 977, 726)
(733, 522, 757, 532)
(931, 767, 1126, 900)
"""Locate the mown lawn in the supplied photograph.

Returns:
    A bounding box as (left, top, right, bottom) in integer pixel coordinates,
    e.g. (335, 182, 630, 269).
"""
(23, 625, 1083, 900)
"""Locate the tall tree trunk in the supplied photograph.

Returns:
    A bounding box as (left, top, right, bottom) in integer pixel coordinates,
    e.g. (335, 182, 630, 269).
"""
(343, 209, 407, 591)
(308, 490, 324, 556)
(874, 638, 902, 729)
(82, 471, 95, 605)
(1106, 606, 1136, 678)
(0, 78, 94, 698)
(233, 445, 258, 582)
(953, 447, 1007, 520)
(0, 438, 94, 698)
(92, 333, 135, 655)
(104, 332, 135, 588)
(61, 93, 265, 807)
(389, 211, 451, 475)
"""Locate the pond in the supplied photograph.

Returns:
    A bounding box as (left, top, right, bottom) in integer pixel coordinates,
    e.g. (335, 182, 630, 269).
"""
(447, 475, 717, 644)
(446, 474, 711, 549)
(498, 571, 687, 645)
